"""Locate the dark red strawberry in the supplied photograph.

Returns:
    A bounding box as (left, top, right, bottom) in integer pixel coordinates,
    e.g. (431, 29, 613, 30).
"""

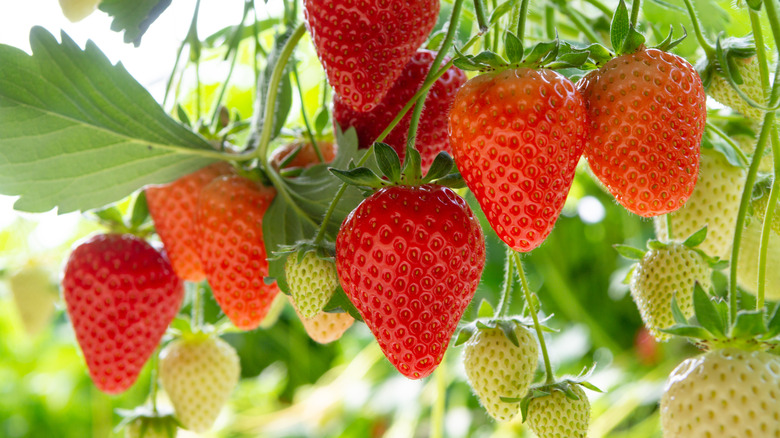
(334, 49, 467, 171)
(335, 184, 485, 379)
(303, 0, 440, 112)
(448, 68, 588, 252)
(577, 48, 706, 216)
(62, 233, 184, 394)
(196, 175, 279, 330)
(145, 162, 234, 282)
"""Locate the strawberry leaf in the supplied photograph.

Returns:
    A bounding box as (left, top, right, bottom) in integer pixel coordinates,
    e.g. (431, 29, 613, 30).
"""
(610, 0, 630, 52)
(683, 226, 708, 248)
(454, 325, 476, 347)
(99, 0, 171, 46)
(477, 299, 495, 319)
(373, 142, 402, 183)
(322, 286, 363, 322)
(0, 28, 217, 213)
(693, 282, 725, 337)
(730, 309, 767, 339)
(422, 152, 455, 183)
(765, 303, 780, 339)
(497, 320, 520, 348)
(505, 32, 524, 64)
(523, 41, 559, 65)
(614, 244, 646, 260)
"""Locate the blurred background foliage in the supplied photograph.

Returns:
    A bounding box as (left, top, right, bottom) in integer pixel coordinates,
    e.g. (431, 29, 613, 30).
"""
(0, 0, 772, 436)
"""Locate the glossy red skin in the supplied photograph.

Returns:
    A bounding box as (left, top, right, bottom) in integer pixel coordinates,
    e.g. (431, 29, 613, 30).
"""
(62, 234, 184, 394)
(449, 68, 587, 252)
(336, 184, 485, 379)
(577, 48, 706, 217)
(303, 0, 439, 112)
(145, 162, 234, 282)
(334, 49, 467, 171)
(196, 175, 279, 330)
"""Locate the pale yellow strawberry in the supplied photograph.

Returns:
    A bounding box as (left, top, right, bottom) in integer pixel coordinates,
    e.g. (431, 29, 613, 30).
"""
(661, 348, 780, 437)
(630, 242, 712, 341)
(708, 57, 766, 121)
(289, 296, 354, 344)
(8, 265, 58, 336)
(462, 324, 538, 422)
(526, 384, 590, 438)
(159, 333, 240, 433)
(736, 214, 780, 301)
(654, 148, 746, 259)
(58, 0, 100, 22)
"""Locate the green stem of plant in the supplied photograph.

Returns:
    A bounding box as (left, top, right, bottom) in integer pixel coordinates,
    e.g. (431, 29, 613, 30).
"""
(705, 122, 750, 165)
(496, 247, 515, 317)
(560, 3, 602, 44)
(253, 22, 307, 167)
(407, 0, 465, 150)
(512, 252, 554, 385)
(191, 283, 204, 330)
(544, 5, 556, 40)
(149, 346, 161, 413)
(584, 0, 613, 17)
(430, 360, 447, 438)
(516, 0, 531, 42)
(630, 0, 642, 28)
(163, 42, 186, 109)
(208, 2, 251, 128)
(490, 0, 500, 53)
(292, 61, 324, 162)
(266, 166, 321, 229)
(749, 9, 771, 91)
(473, 0, 488, 33)
(680, 0, 716, 57)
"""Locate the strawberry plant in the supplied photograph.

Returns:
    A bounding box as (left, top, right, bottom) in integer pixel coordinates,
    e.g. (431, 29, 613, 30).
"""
(2, 0, 780, 436)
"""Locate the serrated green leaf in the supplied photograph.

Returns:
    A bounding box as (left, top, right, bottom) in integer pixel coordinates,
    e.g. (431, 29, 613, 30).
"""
(610, 0, 630, 51)
(99, 0, 171, 46)
(731, 310, 767, 339)
(373, 142, 401, 183)
(330, 167, 386, 189)
(505, 32, 523, 64)
(477, 299, 495, 318)
(683, 226, 708, 248)
(0, 28, 216, 214)
(671, 294, 688, 324)
(422, 152, 455, 183)
(693, 282, 725, 337)
(614, 244, 646, 260)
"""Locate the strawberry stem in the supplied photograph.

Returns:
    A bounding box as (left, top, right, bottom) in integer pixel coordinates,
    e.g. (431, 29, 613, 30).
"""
(749, 9, 771, 91)
(407, 0, 465, 151)
(559, 3, 602, 44)
(208, 0, 251, 130)
(430, 360, 447, 438)
(495, 247, 515, 317)
(512, 252, 555, 385)
(680, 0, 715, 57)
(544, 5, 556, 40)
(291, 61, 324, 163)
(254, 22, 307, 168)
(630, 0, 641, 28)
(515, 0, 531, 43)
(705, 123, 750, 165)
(149, 346, 161, 414)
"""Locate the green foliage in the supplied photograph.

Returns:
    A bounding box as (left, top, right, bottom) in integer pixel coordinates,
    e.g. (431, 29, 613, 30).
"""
(99, 0, 172, 46)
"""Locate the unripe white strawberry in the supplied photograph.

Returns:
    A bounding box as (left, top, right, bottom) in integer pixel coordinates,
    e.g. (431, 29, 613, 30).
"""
(8, 265, 58, 336)
(159, 334, 240, 433)
(526, 384, 590, 438)
(630, 242, 712, 341)
(462, 324, 538, 422)
(736, 214, 780, 301)
(708, 57, 765, 121)
(661, 348, 780, 437)
(285, 251, 339, 318)
(288, 296, 354, 344)
(58, 0, 100, 22)
(654, 149, 746, 259)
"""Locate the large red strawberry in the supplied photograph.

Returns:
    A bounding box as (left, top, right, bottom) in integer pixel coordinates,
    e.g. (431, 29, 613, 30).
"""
(145, 162, 234, 282)
(334, 49, 467, 171)
(196, 175, 279, 330)
(62, 233, 184, 394)
(336, 184, 485, 379)
(302, 0, 439, 112)
(448, 68, 588, 252)
(577, 48, 706, 217)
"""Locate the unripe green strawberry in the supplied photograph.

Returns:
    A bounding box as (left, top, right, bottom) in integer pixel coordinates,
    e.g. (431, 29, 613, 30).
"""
(630, 242, 712, 341)
(654, 149, 746, 259)
(707, 57, 765, 121)
(285, 251, 338, 318)
(159, 333, 240, 433)
(526, 384, 590, 438)
(661, 348, 780, 437)
(288, 297, 354, 344)
(125, 416, 178, 438)
(462, 324, 538, 422)
(736, 212, 780, 301)
(8, 264, 58, 336)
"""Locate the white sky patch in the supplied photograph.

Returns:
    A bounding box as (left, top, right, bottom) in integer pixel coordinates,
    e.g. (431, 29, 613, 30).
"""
(577, 195, 606, 224)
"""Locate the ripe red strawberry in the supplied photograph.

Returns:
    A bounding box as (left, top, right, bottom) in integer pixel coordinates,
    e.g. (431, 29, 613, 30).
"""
(62, 234, 184, 394)
(334, 49, 467, 171)
(448, 68, 588, 252)
(196, 175, 279, 330)
(336, 184, 485, 379)
(577, 48, 706, 217)
(159, 333, 240, 433)
(146, 162, 234, 282)
(303, 0, 439, 112)
(270, 141, 338, 171)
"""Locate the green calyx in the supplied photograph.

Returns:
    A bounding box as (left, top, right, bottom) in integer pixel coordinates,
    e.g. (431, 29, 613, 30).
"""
(453, 36, 598, 72)
(609, 0, 647, 55)
(91, 191, 153, 238)
(508, 373, 601, 420)
(454, 299, 554, 348)
(662, 283, 780, 352)
(115, 407, 180, 438)
(329, 142, 464, 191)
(616, 226, 727, 269)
